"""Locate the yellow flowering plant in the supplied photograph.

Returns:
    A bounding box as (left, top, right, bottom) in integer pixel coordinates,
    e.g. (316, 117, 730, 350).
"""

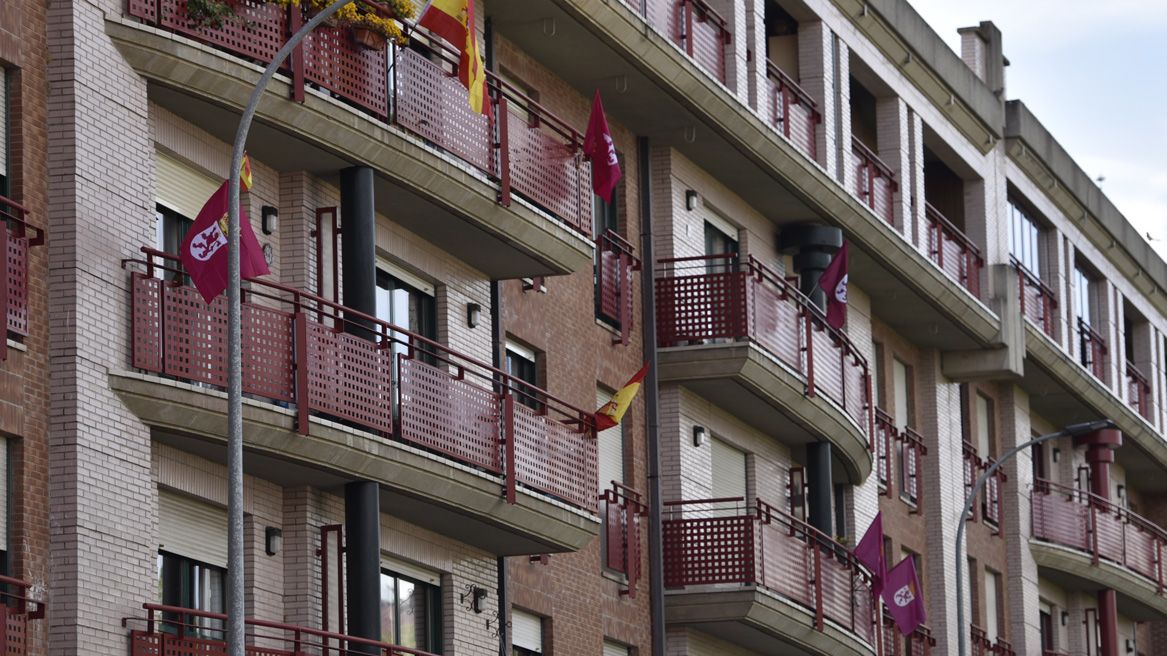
(335, 0, 415, 45)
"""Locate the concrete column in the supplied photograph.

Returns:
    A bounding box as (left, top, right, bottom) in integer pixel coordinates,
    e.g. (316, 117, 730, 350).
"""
(707, 0, 747, 102)
(1075, 427, 1122, 656)
(835, 38, 853, 189)
(345, 481, 381, 652)
(340, 166, 376, 329)
(743, 0, 766, 115)
(906, 111, 925, 251)
(874, 95, 910, 236)
(797, 21, 835, 172)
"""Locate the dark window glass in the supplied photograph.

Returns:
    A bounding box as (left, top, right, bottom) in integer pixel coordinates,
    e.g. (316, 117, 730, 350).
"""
(379, 569, 442, 652)
(1008, 197, 1042, 276)
(593, 189, 619, 240)
(1040, 608, 1054, 650)
(506, 346, 541, 410)
(703, 222, 739, 274)
(376, 269, 437, 364)
(156, 205, 193, 283)
(157, 551, 225, 638)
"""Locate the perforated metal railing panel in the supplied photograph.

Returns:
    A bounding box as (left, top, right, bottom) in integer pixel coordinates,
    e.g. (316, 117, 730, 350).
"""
(303, 26, 388, 119)
(511, 403, 596, 512)
(240, 303, 295, 402)
(670, 2, 727, 83)
(506, 113, 591, 235)
(397, 356, 501, 472)
(655, 272, 748, 346)
(1, 607, 25, 656)
(132, 274, 164, 373)
(5, 233, 28, 336)
(164, 285, 229, 388)
(303, 321, 393, 434)
(393, 48, 493, 173)
(662, 515, 755, 588)
(787, 101, 817, 160)
(750, 276, 800, 367)
(1031, 492, 1090, 550)
(757, 519, 813, 608)
(155, 0, 289, 69)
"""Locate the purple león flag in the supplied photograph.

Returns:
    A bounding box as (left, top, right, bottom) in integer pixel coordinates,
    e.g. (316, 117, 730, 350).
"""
(883, 556, 927, 636)
(853, 512, 885, 595)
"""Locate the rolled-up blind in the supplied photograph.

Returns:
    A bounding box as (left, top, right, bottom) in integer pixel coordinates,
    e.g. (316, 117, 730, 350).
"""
(158, 489, 228, 568)
(596, 388, 624, 491)
(711, 437, 746, 501)
(511, 609, 542, 653)
(603, 640, 630, 656)
(155, 151, 220, 220)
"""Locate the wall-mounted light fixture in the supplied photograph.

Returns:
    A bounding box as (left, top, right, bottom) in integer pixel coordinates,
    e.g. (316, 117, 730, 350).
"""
(1061, 611, 1069, 627)
(261, 205, 279, 235)
(462, 584, 488, 614)
(264, 527, 282, 556)
(693, 425, 706, 447)
(467, 302, 482, 329)
(1126, 639, 1134, 653)
(1052, 448, 1060, 463)
(685, 189, 699, 211)
(1117, 484, 1126, 501)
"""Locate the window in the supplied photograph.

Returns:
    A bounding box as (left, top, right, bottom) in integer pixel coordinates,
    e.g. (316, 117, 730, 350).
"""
(1073, 263, 1095, 327)
(157, 551, 226, 637)
(984, 569, 1002, 642)
(871, 342, 885, 409)
(376, 266, 437, 364)
(506, 341, 541, 410)
(1008, 196, 1042, 276)
(597, 387, 625, 492)
(156, 205, 194, 282)
(379, 568, 442, 651)
(975, 393, 994, 458)
(511, 609, 543, 656)
(710, 437, 747, 508)
(893, 358, 914, 497)
(703, 221, 739, 274)
(593, 188, 619, 240)
(1039, 602, 1054, 651)
(0, 67, 8, 195)
(603, 640, 631, 656)
(966, 558, 978, 628)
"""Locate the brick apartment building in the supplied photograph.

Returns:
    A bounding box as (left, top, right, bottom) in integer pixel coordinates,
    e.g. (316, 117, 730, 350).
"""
(0, 0, 1162, 654)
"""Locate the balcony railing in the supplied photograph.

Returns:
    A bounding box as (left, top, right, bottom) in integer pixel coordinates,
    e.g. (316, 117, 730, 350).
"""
(1126, 360, 1152, 421)
(125, 603, 435, 656)
(970, 625, 992, 656)
(655, 254, 872, 442)
(766, 63, 820, 162)
(124, 248, 598, 513)
(851, 137, 897, 224)
(874, 410, 927, 508)
(596, 230, 641, 345)
(125, 2, 594, 238)
(994, 638, 1016, 656)
(963, 442, 980, 522)
(660, 0, 731, 84)
(875, 409, 895, 492)
(882, 612, 935, 656)
(601, 482, 647, 598)
(924, 202, 983, 299)
(899, 426, 926, 509)
(1012, 258, 1057, 339)
(0, 575, 44, 655)
(983, 456, 1004, 530)
(663, 497, 878, 645)
(1031, 478, 1167, 593)
(0, 194, 45, 361)
(1077, 318, 1108, 381)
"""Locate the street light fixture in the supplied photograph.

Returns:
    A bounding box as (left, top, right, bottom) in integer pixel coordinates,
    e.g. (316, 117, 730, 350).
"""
(955, 418, 1116, 656)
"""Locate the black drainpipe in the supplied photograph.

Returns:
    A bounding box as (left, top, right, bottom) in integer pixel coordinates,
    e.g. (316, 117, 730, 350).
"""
(638, 136, 666, 656)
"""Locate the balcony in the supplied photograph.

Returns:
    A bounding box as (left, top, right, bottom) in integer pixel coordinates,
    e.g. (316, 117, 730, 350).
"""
(1030, 479, 1167, 617)
(655, 255, 872, 481)
(663, 498, 877, 656)
(874, 410, 927, 509)
(115, 248, 599, 554)
(1, 194, 44, 361)
(963, 444, 1005, 531)
(882, 612, 935, 656)
(0, 575, 44, 655)
(600, 482, 647, 598)
(969, 627, 1014, 656)
(1077, 319, 1108, 382)
(924, 202, 983, 299)
(766, 64, 820, 163)
(111, 6, 595, 277)
(596, 230, 642, 345)
(1126, 361, 1152, 421)
(635, 0, 731, 85)
(125, 603, 435, 656)
(852, 137, 897, 225)
(1012, 258, 1057, 340)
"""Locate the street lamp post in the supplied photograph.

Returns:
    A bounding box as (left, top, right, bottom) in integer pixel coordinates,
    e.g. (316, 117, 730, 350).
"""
(954, 418, 1116, 656)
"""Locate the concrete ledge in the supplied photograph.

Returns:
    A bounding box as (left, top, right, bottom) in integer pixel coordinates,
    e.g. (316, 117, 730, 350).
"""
(1030, 540, 1167, 620)
(552, 0, 1000, 348)
(658, 342, 872, 483)
(1023, 325, 1167, 479)
(105, 18, 594, 278)
(110, 371, 599, 555)
(666, 587, 875, 656)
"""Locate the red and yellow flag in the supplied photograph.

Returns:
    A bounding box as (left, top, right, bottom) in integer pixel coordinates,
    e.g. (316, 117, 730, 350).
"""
(240, 153, 253, 192)
(595, 362, 649, 431)
(418, 0, 491, 116)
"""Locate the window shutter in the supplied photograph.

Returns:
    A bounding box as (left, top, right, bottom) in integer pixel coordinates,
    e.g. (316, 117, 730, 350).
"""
(984, 570, 999, 641)
(155, 151, 221, 221)
(380, 554, 441, 587)
(893, 358, 909, 431)
(0, 438, 7, 552)
(158, 489, 228, 568)
(603, 640, 630, 656)
(596, 388, 624, 492)
(511, 609, 542, 653)
(710, 437, 746, 500)
(0, 68, 7, 179)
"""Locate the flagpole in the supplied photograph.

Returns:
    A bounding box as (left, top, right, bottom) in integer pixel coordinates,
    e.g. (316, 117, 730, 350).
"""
(225, 2, 356, 655)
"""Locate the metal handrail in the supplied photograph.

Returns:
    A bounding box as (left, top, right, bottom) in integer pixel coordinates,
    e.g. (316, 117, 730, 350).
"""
(1009, 257, 1058, 306)
(0, 574, 45, 619)
(0, 193, 45, 246)
(851, 135, 897, 185)
(1033, 478, 1167, 543)
(924, 202, 983, 264)
(765, 62, 820, 114)
(680, 0, 730, 35)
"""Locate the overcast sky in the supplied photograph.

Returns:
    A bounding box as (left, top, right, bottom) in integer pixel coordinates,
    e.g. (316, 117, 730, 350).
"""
(908, 0, 1167, 261)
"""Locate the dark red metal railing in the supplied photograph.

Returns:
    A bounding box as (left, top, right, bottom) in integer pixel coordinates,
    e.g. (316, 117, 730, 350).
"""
(672, 0, 731, 83)
(970, 625, 992, 656)
(124, 248, 598, 512)
(883, 612, 935, 656)
(875, 409, 895, 493)
(983, 457, 1004, 530)
(663, 497, 878, 644)
(125, 1, 594, 238)
(601, 482, 648, 598)
(1012, 257, 1057, 339)
(964, 442, 981, 522)
(898, 426, 927, 509)
(852, 137, 897, 224)
(1126, 361, 1152, 421)
(925, 202, 983, 299)
(993, 638, 1016, 656)
(1031, 478, 1167, 594)
(124, 603, 435, 656)
(596, 230, 642, 345)
(0, 194, 45, 362)
(1077, 318, 1107, 381)
(655, 254, 872, 444)
(766, 63, 820, 161)
(0, 574, 45, 655)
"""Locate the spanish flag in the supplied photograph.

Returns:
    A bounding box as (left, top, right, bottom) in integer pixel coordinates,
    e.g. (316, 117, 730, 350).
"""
(240, 153, 253, 192)
(595, 362, 649, 431)
(418, 0, 491, 117)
